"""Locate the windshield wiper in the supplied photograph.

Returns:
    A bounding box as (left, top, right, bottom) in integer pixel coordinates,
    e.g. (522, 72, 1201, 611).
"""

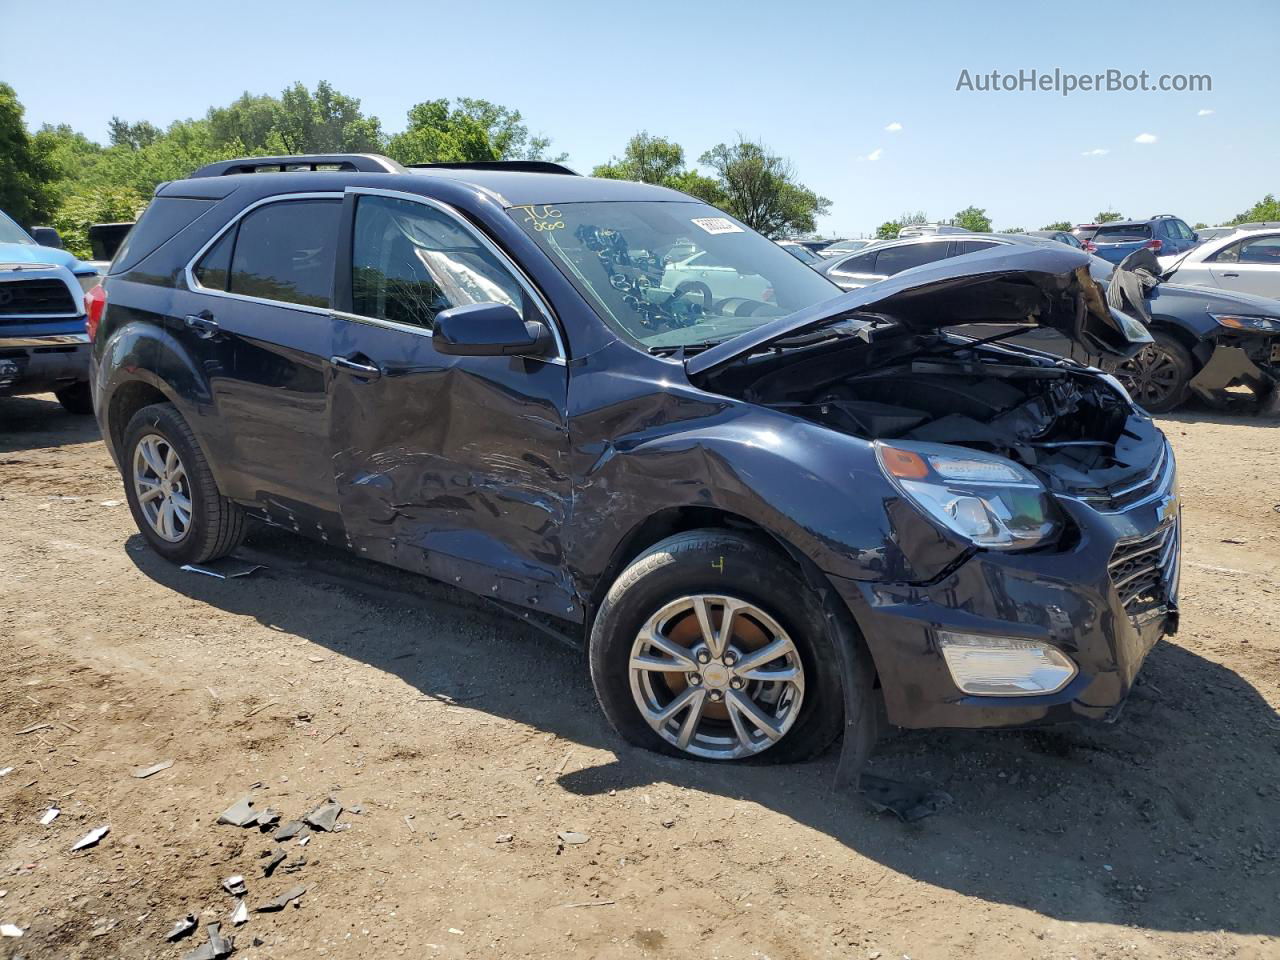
(647, 340, 726, 356)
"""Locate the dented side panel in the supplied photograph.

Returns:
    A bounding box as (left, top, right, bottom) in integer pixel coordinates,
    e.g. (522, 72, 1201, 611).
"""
(328, 316, 576, 616)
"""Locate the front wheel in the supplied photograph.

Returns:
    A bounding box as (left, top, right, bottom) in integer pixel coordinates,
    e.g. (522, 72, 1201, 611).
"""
(588, 530, 847, 763)
(1114, 333, 1194, 413)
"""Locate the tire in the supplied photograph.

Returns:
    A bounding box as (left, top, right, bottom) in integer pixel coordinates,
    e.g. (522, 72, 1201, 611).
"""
(1115, 332, 1194, 414)
(55, 382, 94, 415)
(120, 403, 247, 565)
(588, 529, 848, 763)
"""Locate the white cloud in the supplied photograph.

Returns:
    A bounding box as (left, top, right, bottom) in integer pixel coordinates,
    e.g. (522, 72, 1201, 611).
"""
(864, 148, 883, 162)
(1134, 132, 1158, 144)
(884, 121, 903, 132)
(1197, 108, 1214, 116)
(1081, 148, 1110, 157)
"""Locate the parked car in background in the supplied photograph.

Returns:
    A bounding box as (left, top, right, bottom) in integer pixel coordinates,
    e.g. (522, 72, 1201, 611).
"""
(795, 238, 839, 255)
(1192, 226, 1236, 245)
(1089, 216, 1199, 264)
(896, 223, 970, 238)
(1072, 223, 1102, 248)
(0, 209, 101, 413)
(1027, 229, 1083, 249)
(775, 240, 826, 266)
(1158, 226, 1280, 299)
(817, 238, 878, 259)
(819, 231, 1280, 412)
(90, 153, 1173, 771)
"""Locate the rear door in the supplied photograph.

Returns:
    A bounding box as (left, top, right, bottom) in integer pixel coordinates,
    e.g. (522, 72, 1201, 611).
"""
(327, 189, 575, 614)
(182, 194, 343, 534)
(1207, 233, 1280, 298)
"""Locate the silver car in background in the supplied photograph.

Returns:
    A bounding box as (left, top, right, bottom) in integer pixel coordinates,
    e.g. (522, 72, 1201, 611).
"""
(1159, 226, 1280, 299)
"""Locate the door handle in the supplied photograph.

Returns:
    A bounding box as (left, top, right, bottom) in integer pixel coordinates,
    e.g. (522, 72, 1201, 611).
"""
(1221, 272, 1240, 278)
(184, 313, 220, 338)
(329, 355, 382, 380)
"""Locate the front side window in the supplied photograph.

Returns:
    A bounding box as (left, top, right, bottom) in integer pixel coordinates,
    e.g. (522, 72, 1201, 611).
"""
(875, 241, 953, 275)
(352, 195, 524, 330)
(510, 200, 838, 349)
(224, 199, 341, 307)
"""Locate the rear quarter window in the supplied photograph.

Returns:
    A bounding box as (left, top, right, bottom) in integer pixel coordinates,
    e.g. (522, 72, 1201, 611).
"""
(109, 197, 216, 275)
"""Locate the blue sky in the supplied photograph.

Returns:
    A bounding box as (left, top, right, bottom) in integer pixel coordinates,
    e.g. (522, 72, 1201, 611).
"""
(3, 0, 1275, 235)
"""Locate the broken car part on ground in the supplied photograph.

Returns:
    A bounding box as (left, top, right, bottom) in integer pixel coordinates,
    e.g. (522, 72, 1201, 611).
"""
(89, 154, 1177, 787)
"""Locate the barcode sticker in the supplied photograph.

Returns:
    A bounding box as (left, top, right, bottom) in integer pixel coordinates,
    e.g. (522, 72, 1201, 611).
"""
(690, 217, 743, 235)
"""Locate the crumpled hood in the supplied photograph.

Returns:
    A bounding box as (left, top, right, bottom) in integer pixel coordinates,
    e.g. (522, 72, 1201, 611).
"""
(687, 244, 1150, 376)
(0, 242, 94, 274)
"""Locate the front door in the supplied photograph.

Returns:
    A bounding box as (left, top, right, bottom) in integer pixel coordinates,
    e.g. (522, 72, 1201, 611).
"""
(327, 190, 576, 617)
(181, 195, 344, 535)
(1207, 232, 1280, 298)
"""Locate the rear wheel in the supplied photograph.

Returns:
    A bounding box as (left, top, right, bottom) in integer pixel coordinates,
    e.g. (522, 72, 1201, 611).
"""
(1115, 333, 1194, 413)
(121, 403, 247, 564)
(588, 530, 847, 763)
(55, 382, 93, 415)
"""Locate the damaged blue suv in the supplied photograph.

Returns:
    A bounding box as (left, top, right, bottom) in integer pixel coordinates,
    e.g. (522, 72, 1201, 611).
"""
(89, 154, 1175, 770)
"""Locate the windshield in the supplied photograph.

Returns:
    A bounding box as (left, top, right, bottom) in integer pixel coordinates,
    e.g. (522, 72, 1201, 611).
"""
(510, 200, 839, 349)
(0, 210, 35, 246)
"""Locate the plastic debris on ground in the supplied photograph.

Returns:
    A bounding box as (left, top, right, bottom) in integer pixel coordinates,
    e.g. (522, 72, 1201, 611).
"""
(256, 884, 307, 912)
(182, 921, 234, 960)
(132, 759, 175, 779)
(39, 807, 59, 826)
(71, 825, 110, 851)
(1, 924, 23, 937)
(165, 914, 198, 942)
(217, 796, 260, 827)
(180, 559, 264, 579)
(303, 800, 342, 832)
(222, 875, 247, 896)
(230, 900, 249, 926)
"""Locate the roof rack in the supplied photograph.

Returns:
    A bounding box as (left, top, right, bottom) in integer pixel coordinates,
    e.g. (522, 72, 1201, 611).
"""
(189, 154, 405, 178)
(408, 160, 580, 176)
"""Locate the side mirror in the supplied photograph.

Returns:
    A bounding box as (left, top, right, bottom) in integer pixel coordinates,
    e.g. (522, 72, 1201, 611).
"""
(29, 226, 64, 249)
(432, 302, 554, 357)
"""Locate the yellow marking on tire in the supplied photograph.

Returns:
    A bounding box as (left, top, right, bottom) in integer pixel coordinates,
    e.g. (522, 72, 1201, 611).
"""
(711, 556, 724, 573)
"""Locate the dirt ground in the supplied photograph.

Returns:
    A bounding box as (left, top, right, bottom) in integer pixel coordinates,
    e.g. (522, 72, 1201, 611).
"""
(1, 394, 1277, 960)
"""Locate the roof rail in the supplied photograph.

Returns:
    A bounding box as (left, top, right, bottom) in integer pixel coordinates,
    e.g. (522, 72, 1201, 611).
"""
(408, 160, 580, 176)
(189, 154, 405, 178)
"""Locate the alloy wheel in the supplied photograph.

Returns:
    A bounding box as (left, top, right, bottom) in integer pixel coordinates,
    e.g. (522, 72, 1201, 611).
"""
(1116, 344, 1183, 408)
(132, 434, 192, 543)
(628, 595, 805, 760)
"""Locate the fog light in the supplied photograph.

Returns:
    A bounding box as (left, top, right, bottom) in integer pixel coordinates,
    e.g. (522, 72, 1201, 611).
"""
(937, 631, 1077, 697)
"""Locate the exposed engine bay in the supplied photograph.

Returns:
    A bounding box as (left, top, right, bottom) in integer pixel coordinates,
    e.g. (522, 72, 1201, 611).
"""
(700, 325, 1164, 496)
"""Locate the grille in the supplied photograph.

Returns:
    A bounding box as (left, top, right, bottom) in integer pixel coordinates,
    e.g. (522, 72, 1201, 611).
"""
(1076, 443, 1171, 513)
(1109, 519, 1179, 619)
(0, 279, 78, 318)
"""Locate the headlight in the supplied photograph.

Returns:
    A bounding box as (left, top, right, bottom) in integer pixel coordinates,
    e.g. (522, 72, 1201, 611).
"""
(1210, 314, 1280, 334)
(876, 440, 1060, 550)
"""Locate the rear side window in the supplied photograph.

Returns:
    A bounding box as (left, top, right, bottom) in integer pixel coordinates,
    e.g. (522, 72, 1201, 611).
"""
(952, 240, 999, 255)
(194, 229, 234, 291)
(110, 197, 215, 275)
(831, 251, 879, 275)
(875, 242, 953, 276)
(350, 194, 524, 331)
(1094, 223, 1152, 241)
(224, 199, 341, 307)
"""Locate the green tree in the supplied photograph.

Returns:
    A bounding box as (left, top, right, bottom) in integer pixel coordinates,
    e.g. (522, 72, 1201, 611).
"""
(1227, 193, 1280, 225)
(592, 132, 722, 204)
(51, 186, 148, 259)
(875, 221, 901, 240)
(1193, 221, 1208, 230)
(952, 205, 992, 232)
(1041, 220, 1073, 231)
(0, 83, 57, 227)
(387, 98, 559, 164)
(207, 92, 285, 153)
(31, 123, 104, 198)
(275, 81, 383, 153)
(1001, 226, 1026, 234)
(698, 137, 829, 237)
(1094, 210, 1124, 223)
(108, 118, 162, 150)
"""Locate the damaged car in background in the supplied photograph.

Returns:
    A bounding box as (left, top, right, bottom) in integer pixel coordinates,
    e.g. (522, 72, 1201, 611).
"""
(89, 156, 1177, 790)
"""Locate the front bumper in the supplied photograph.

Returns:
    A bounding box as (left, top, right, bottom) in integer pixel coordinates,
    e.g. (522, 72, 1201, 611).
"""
(0, 332, 91, 396)
(1188, 332, 1280, 411)
(833, 489, 1180, 729)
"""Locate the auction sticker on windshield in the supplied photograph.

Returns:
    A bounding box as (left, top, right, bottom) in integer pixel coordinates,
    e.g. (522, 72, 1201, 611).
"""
(691, 217, 744, 235)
